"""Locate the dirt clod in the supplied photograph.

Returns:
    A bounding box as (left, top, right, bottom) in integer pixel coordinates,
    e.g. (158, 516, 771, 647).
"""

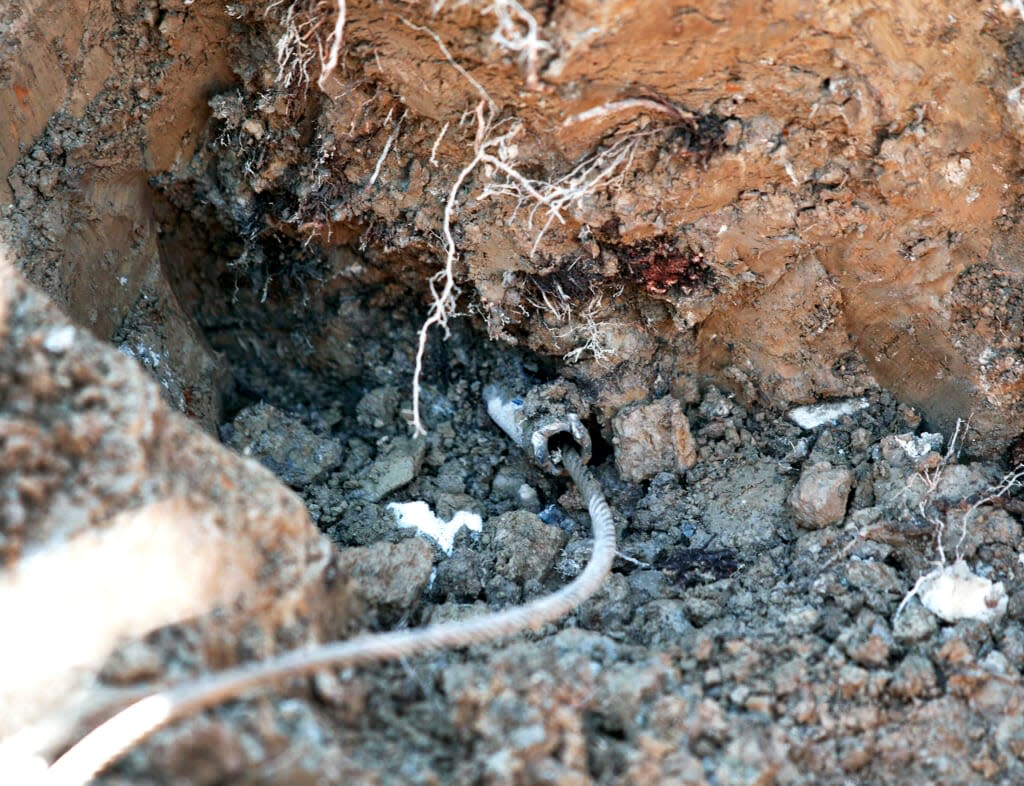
(335, 538, 434, 623)
(612, 396, 697, 482)
(489, 510, 568, 587)
(223, 402, 343, 487)
(788, 461, 856, 529)
(358, 436, 428, 502)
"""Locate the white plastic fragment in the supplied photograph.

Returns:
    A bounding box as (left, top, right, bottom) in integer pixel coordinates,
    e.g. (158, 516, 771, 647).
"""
(42, 325, 76, 354)
(483, 384, 525, 447)
(918, 561, 1007, 624)
(387, 501, 482, 555)
(787, 398, 869, 430)
(893, 432, 944, 460)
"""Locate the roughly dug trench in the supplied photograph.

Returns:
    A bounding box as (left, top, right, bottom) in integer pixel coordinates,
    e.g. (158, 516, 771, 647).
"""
(5, 1, 1024, 784)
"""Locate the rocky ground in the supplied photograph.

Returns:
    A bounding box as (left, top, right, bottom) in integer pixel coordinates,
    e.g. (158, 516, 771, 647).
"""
(4, 1, 1024, 784)
(168, 310, 1024, 786)
(6, 237, 1024, 783)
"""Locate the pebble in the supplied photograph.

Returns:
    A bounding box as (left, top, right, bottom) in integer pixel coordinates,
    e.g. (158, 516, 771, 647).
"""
(889, 654, 937, 699)
(358, 436, 427, 502)
(612, 396, 697, 482)
(788, 461, 854, 528)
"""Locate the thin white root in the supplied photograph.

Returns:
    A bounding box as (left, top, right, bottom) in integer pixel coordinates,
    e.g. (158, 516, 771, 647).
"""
(368, 109, 406, 186)
(486, 0, 552, 89)
(478, 131, 646, 257)
(402, 18, 646, 433)
(562, 97, 694, 128)
(429, 121, 450, 166)
(411, 101, 494, 435)
(430, 0, 552, 89)
(954, 462, 1024, 562)
(894, 418, 1023, 622)
(268, 0, 345, 90)
(316, 0, 346, 89)
(528, 285, 623, 367)
(399, 16, 495, 110)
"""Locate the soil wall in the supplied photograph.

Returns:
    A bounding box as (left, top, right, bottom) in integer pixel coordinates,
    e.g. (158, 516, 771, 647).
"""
(5, 0, 1024, 453)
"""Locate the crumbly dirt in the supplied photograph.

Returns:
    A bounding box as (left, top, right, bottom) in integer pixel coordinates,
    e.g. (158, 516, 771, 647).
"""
(5, 1, 1024, 784)
(75, 312, 1024, 786)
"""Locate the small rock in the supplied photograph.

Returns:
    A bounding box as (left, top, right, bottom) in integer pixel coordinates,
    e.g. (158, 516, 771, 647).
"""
(837, 663, 869, 698)
(612, 396, 697, 482)
(698, 385, 734, 420)
(99, 639, 165, 685)
(224, 402, 342, 487)
(355, 385, 399, 428)
(490, 510, 568, 584)
(311, 671, 367, 725)
(839, 612, 893, 667)
(697, 462, 791, 549)
(788, 462, 854, 528)
(516, 483, 541, 512)
(595, 658, 676, 733)
(359, 436, 427, 502)
(844, 559, 902, 611)
(578, 572, 633, 632)
(431, 546, 488, 601)
(626, 570, 668, 604)
(629, 599, 694, 646)
(838, 737, 873, 773)
(893, 599, 938, 643)
(999, 623, 1024, 671)
(490, 468, 526, 500)
(889, 654, 937, 699)
(334, 538, 434, 619)
(149, 716, 252, 784)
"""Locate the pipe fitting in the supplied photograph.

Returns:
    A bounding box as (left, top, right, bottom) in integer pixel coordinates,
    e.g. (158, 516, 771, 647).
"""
(485, 380, 592, 474)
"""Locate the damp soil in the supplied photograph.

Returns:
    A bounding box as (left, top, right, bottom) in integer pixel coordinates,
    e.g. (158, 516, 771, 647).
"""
(5, 1, 1024, 784)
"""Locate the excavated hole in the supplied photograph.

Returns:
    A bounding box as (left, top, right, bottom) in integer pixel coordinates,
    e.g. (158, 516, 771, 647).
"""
(6, 3, 1024, 782)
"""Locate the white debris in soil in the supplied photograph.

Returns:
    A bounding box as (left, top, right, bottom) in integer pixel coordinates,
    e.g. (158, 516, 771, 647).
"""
(1007, 80, 1024, 124)
(787, 398, 869, 430)
(893, 432, 945, 460)
(484, 384, 525, 446)
(388, 501, 482, 555)
(42, 325, 76, 353)
(918, 561, 1007, 624)
(118, 341, 163, 369)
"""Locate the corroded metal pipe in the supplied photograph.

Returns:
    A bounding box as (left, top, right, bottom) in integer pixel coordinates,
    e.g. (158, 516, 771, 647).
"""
(484, 379, 592, 475)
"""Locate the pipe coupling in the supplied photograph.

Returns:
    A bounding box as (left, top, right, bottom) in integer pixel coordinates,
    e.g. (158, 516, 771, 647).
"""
(484, 380, 592, 475)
